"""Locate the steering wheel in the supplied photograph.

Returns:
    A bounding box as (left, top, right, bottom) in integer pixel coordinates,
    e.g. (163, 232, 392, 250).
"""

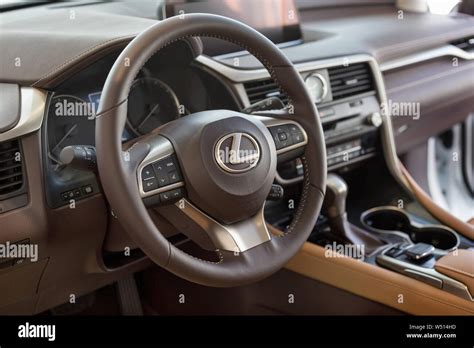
(96, 14, 326, 287)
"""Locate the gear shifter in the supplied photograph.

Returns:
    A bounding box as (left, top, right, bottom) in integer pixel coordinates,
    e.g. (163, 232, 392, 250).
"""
(323, 174, 381, 253)
(325, 173, 348, 220)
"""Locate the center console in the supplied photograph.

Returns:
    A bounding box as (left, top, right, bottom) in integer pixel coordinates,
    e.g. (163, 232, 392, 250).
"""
(361, 206, 472, 301)
(312, 171, 474, 302)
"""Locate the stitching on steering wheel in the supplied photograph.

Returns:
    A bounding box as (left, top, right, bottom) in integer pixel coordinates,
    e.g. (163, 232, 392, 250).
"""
(285, 156, 310, 235)
(122, 33, 294, 110)
(116, 31, 309, 264)
(170, 247, 224, 266)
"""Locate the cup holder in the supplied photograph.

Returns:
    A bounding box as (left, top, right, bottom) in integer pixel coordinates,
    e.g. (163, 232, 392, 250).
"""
(361, 207, 459, 251)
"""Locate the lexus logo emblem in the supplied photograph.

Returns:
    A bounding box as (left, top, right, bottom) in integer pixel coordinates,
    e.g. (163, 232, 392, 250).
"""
(215, 133, 260, 173)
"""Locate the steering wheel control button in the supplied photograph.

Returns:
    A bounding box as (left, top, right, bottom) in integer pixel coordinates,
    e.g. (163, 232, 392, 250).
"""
(268, 124, 305, 150)
(168, 171, 181, 183)
(159, 191, 172, 202)
(157, 174, 170, 187)
(152, 162, 165, 174)
(267, 184, 284, 201)
(269, 125, 286, 149)
(278, 132, 288, 141)
(141, 165, 155, 180)
(143, 177, 158, 192)
(150, 155, 182, 187)
(288, 124, 305, 144)
(139, 147, 185, 199)
(159, 188, 184, 203)
(163, 156, 177, 170)
(278, 129, 293, 148)
(171, 188, 184, 199)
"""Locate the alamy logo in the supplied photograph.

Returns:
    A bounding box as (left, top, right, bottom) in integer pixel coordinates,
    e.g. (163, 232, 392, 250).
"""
(324, 242, 365, 260)
(380, 99, 420, 120)
(215, 133, 260, 173)
(0, 242, 38, 262)
(218, 147, 259, 165)
(54, 97, 96, 120)
(18, 322, 56, 341)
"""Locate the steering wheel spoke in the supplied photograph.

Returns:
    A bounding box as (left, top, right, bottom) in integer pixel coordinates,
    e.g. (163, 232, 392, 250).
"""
(96, 13, 326, 287)
(176, 199, 271, 252)
(137, 135, 186, 207)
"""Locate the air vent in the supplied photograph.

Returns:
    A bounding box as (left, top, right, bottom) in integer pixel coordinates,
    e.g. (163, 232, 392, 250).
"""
(244, 79, 288, 105)
(328, 63, 374, 101)
(451, 37, 474, 52)
(0, 139, 23, 196)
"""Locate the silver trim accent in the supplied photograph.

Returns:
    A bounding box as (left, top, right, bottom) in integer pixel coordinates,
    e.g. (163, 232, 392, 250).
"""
(304, 72, 328, 103)
(0, 88, 47, 142)
(380, 44, 474, 72)
(255, 117, 308, 155)
(137, 136, 184, 198)
(214, 132, 260, 173)
(377, 250, 474, 302)
(196, 54, 377, 83)
(176, 199, 271, 252)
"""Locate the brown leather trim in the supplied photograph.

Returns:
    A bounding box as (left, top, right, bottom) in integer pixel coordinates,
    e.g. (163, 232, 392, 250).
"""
(399, 162, 474, 240)
(280, 237, 474, 315)
(31, 36, 134, 89)
(468, 218, 474, 226)
(435, 250, 474, 297)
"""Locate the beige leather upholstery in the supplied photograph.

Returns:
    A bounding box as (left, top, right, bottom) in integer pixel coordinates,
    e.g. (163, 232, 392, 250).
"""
(435, 250, 474, 297)
(266, 225, 474, 315)
(400, 163, 474, 240)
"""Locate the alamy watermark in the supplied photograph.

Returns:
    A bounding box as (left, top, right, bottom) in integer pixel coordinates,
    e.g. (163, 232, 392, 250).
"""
(18, 322, 55, 342)
(0, 241, 38, 262)
(53, 92, 101, 120)
(218, 148, 259, 164)
(381, 99, 421, 120)
(324, 242, 365, 260)
(54, 98, 96, 120)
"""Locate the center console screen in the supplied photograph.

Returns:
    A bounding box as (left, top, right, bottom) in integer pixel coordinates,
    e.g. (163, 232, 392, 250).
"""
(165, 0, 302, 56)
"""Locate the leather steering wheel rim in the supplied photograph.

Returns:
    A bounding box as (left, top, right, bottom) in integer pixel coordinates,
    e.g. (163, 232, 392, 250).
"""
(96, 13, 326, 287)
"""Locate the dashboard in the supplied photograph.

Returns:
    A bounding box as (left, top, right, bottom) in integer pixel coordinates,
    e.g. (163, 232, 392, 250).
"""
(0, 0, 473, 317)
(43, 40, 239, 208)
(47, 75, 182, 160)
(43, 48, 383, 210)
